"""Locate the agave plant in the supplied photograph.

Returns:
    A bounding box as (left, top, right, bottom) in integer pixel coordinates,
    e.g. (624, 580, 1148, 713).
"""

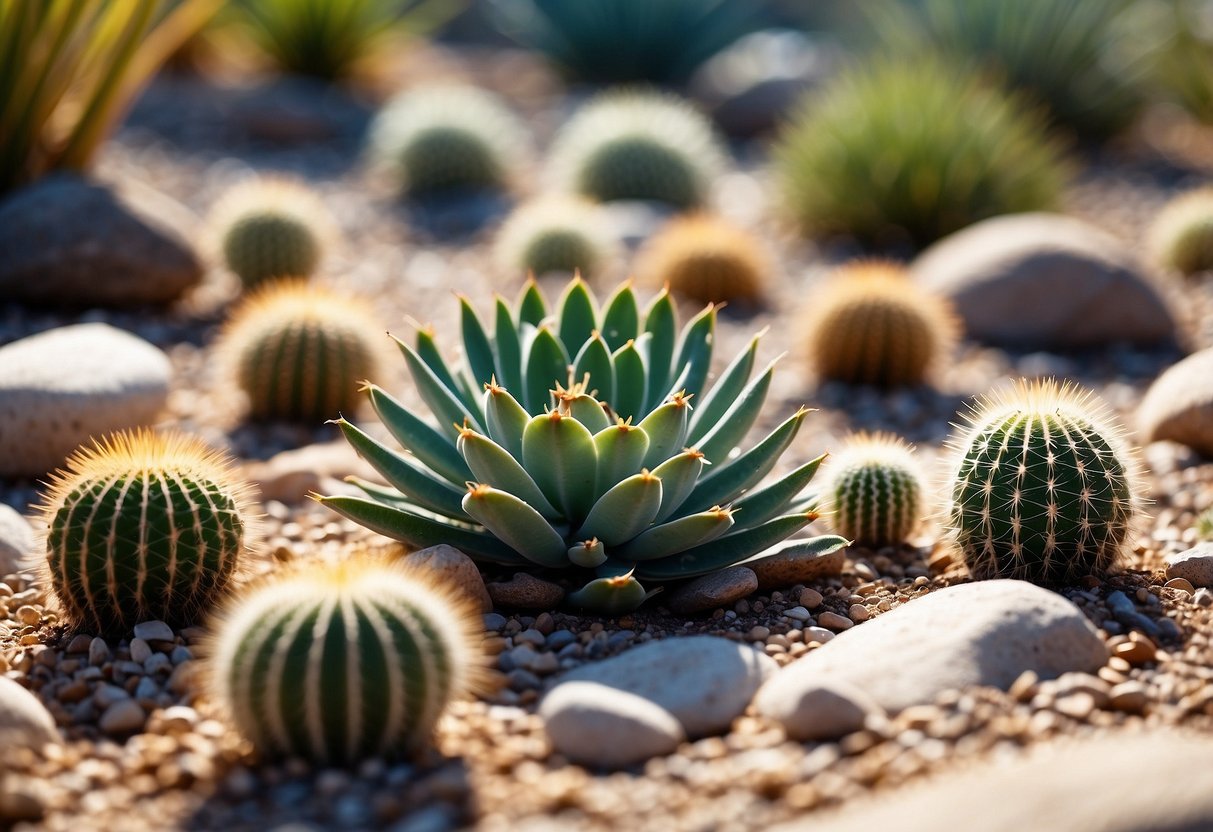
(318, 278, 844, 613)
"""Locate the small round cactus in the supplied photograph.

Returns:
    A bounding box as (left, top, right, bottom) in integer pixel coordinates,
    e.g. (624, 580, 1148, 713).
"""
(493, 197, 619, 279)
(368, 86, 531, 197)
(207, 558, 484, 764)
(635, 214, 770, 305)
(804, 261, 959, 388)
(37, 429, 254, 636)
(548, 90, 726, 210)
(1148, 187, 1213, 277)
(826, 433, 925, 548)
(944, 379, 1141, 585)
(210, 177, 335, 288)
(217, 280, 385, 424)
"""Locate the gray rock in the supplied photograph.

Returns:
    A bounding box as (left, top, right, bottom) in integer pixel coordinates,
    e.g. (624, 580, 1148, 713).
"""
(772, 732, 1213, 832)
(1166, 543, 1213, 588)
(0, 677, 59, 749)
(667, 566, 757, 614)
(404, 544, 492, 613)
(754, 676, 882, 742)
(487, 573, 565, 610)
(0, 504, 35, 575)
(766, 580, 1105, 713)
(913, 213, 1178, 349)
(0, 323, 171, 476)
(1138, 347, 1213, 457)
(540, 681, 685, 769)
(132, 620, 174, 643)
(555, 635, 777, 738)
(0, 175, 201, 306)
(747, 541, 846, 590)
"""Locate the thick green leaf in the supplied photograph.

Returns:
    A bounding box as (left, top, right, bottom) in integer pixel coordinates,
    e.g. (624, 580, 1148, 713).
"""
(457, 428, 560, 519)
(483, 381, 529, 459)
(687, 331, 762, 445)
(566, 393, 611, 434)
(611, 340, 646, 422)
(366, 384, 472, 485)
(730, 454, 826, 529)
(516, 278, 548, 327)
(461, 485, 568, 567)
(459, 294, 498, 389)
(634, 513, 820, 580)
(615, 507, 734, 561)
(572, 333, 614, 404)
(523, 325, 571, 414)
(334, 418, 466, 518)
(566, 574, 648, 615)
(557, 276, 598, 355)
(395, 335, 481, 434)
(577, 471, 662, 545)
(494, 298, 523, 393)
(696, 361, 775, 464)
(592, 422, 650, 497)
(522, 410, 598, 525)
(682, 408, 809, 514)
(636, 394, 691, 469)
(650, 450, 706, 523)
(414, 326, 480, 417)
(642, 288, 677, 411)
(739, 535, 849, 570)
(601, 281, 640, 350)
(672, 303, 716, 400)
(568, 538, 607, 568)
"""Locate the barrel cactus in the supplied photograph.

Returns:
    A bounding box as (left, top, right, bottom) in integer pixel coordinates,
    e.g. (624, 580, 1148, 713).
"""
(636, 214, 770, 306)
(207, 557, 483, 764)
(804, 261, 958, 388)
(217, 280, 385, 424)
(826, 433, 925, 547)
(1148, 187, 1213, 277)
(210, 177, 334, 288)
(548, 90, 726, 210)
(37, 429, 254, 636)
(368, 86, 531, 197)
(318, 277, 845, 613)
(944, 379, 1142, 584)
(494, 196, 620, 279)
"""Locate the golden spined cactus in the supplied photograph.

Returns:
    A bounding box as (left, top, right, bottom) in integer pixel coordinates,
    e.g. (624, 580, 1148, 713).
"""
(944, 379, 1143, 585)
(1148, 187, 1213, 277)
(804, 261, 959, 388)
(206, 557, 487, 764)
(209, 177, 336, 288)
(217, 280, 385, 424)
(635, 214, 770, 306)
(37, 429, 256, 636)
(493, 196, 620, 280)
(825, 432, 925, 548)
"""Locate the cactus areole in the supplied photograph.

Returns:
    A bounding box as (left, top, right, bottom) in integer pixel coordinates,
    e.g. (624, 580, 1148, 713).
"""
(319, 277, 845, 613)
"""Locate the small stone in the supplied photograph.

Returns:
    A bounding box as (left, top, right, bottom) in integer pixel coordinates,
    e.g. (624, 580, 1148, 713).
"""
(755, 676, 883, 741)
(667, 567, 758, 614)
(0, 504, 35, 575)
(540, 681, 685, 769)
(818, 611, 853, 631)
(482, 613, 507, 631)
(799, 588, 824, 609)
(747, 625, 771, 642)
(1108, 682, 1149, 713)
(132, 620, 174, 643)
(1053, 691, 1095, 720)
(848, 604, 870, 623)
(0, 677, 60, 748)
(1165, 543, 1213, 588)
(15, 605, 39, 627)
(1114, 639, 1156, 666)
(487, 573, 565, 609)
(243, 440, 383, 504)
(129, 638, 153, 664)
(94, 684, 130, 707)
(784, 606, 812, 622)
(66, 634, 93, 654)
(0, 790, 44, 822)
(748, 542, 846, 590)
(88, 637, 110, 667)
(99, 699, 146, 736)
(805, 626, 835, 644)
(404, 544, 492, 613)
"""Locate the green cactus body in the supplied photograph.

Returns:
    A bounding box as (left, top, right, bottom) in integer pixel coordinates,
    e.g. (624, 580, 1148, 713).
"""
(549, 91, 725, 210)
(220, 280, 384, 424)
(1149, 187, 1213, 277)
(495, 197, 617, 280)
(945, 380, 1140, 584)
(209, 559, 481, 764)
(637, 214, 768, 305)
(320, 277, 847, 614)
(39, 430, 253, 635)
(398, 126, 504, 195)
(827, 433, 924, 547)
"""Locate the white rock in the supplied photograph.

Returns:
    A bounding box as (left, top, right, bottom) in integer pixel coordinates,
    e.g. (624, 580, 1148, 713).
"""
(771, 732, 1213, 832)
(1138, 348, 1213, 457)
(754, 676, 882, 741)
(132, 620, 174, 643)
(0, 677, 59, 749)
(0, 324, 170, 476)
(555, 635, 777, 738)
(404, 544, 492, 613)
(1165, 543, 1213, 588)
(767, 580, 1105, 713)
(913, 213, 1178, 349)
(0, 504, 35, 575)
(540, 681, 685, 769)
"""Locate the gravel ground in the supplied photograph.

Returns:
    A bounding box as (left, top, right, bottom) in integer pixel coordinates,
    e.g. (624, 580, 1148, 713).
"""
(5, 44, 1213, 832)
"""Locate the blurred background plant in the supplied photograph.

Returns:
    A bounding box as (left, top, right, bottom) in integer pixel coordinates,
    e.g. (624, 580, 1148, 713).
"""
(0, 0, 219, 195)
(1120, 0, 1213, 125)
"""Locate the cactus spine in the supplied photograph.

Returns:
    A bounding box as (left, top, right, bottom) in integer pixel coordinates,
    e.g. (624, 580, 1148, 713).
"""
(38, 430, 253, 635)
(218, 280, 385, 423)
(208, 558, 483, 764)
(827, 433, 924, 547)
(945, 379, 1141, 584)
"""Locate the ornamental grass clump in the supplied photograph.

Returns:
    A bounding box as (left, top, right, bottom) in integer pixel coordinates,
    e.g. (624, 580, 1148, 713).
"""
(775, 56, 1069, 248)
(319, 277, 846, 613)
(207, 556, 485, 764)
(548, 91, 726, 210)
(944, 380, 1143, 585)
(825, 433, 925, 548)
(37, 429, 255, 636)
(635, 214, 770, 306)
(493, 197, 620, 280)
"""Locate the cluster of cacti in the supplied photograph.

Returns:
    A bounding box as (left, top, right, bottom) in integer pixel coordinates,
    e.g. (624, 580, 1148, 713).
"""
(774, 55, 1068, 247)
(1148, 187, 1213, 277)
(319, 276, 846, 613)
(210, 177, 335, 288)
(548, 91, 725, 210)
(944, 379, 1141, 585)
(216, 280, 385, 424)
(494, 197, 620, 279)
(207, 557, 483, 764)
(636, 214, 770, 306)
(825, 433, 925, 548)
(37, 429, 254, 636)
(368, 86, 531, 197)
(804, 261, 958, 388)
